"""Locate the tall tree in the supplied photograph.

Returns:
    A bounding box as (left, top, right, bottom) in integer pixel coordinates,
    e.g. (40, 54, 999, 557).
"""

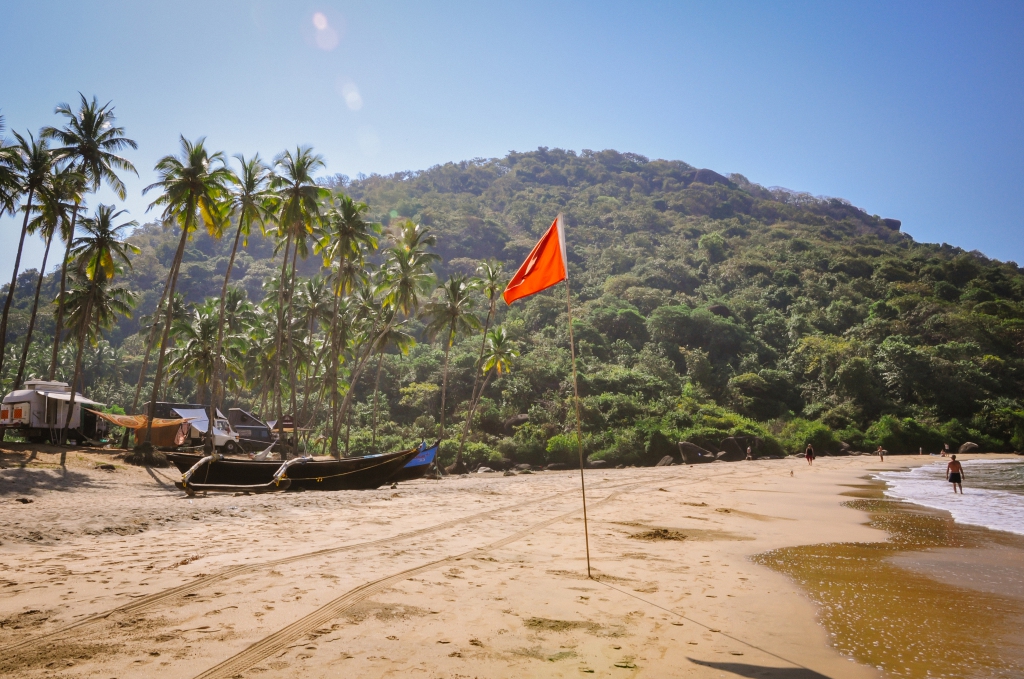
(0, 132, 52, 378)
(269, 146, 327, 450)
(140, 137, 230, 448)
(369, 313, 414, 452)
(167, 300, 243, 408)
(423, 273, 480, 467)
(14, 165, 84, 389)
(60, 204, 138, 454)
(456, 260, 504, 467)
(41, 94, 138, 380)
(316, 194, 379, 455)
(0, 112, 20, 220)
(204, 154, 274, 451)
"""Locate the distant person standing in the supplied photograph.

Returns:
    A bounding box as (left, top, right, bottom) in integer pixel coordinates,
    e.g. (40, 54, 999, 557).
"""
(947, 455, 965, 494)
(942, 443, 950, 457)
(746, 445, 753, 461)
(805, 444, 815, 466)
(876, 445, 886, 462)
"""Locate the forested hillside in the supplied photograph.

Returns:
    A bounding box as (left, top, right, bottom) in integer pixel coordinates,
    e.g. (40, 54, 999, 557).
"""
(5, 147, 1024, 464)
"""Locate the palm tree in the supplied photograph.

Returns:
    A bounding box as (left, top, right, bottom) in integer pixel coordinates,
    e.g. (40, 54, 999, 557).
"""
(41, 95, 138, 381)
(316, 194, 379, 454)
(0, 132, 53, 377)
(166, 300, 243, 407)
(456, 260, 505, 466)
(140, 137, 230, 448)
(423, 274, 480, 465)
(14, 165, 85, 389)
(204, 154, 275, 450)
(269, 146, 327, 449)
(369, 313, 415, 452)
(60, 205, 138, 453)
(0, 113, 20, 220)
(450, 327, 518, 468)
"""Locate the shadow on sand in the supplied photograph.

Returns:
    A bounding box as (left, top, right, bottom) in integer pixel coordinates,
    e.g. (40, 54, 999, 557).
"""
(687, 659, 836, 679)
(0, 465, 99, 496)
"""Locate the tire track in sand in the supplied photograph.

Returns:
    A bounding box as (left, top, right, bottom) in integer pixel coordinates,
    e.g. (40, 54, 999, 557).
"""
(193, 482, 642, 679)
(0, 473, 669, 657)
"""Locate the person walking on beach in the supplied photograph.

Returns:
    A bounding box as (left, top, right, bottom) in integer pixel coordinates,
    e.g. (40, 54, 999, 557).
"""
(947, 455, 965, 494)
(805, 444, 814, 466)
(876, 445, 885, 462)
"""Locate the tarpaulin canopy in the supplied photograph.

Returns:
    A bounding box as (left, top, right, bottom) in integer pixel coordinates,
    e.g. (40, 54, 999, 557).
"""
(86, 409, 195, 430)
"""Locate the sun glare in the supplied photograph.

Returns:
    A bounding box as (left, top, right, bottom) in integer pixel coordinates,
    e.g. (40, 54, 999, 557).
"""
(312, 12, 328, 30)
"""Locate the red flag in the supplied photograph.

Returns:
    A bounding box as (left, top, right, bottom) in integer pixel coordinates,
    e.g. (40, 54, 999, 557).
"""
(503, 214, 567, 305)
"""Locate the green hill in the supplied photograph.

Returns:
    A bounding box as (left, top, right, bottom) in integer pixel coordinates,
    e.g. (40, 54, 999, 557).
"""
(4, 148, 1024, 463)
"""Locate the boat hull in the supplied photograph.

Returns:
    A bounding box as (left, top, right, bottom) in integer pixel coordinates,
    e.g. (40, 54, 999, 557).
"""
(168, 448, 419, 491)
(388, 443, 438, 482)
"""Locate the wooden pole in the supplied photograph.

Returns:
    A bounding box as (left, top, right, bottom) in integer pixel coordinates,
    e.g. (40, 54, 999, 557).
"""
(564, 276, 592, 578)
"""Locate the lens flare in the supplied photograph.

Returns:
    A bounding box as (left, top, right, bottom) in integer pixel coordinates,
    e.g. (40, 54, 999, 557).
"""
(312, 12, 328, 30)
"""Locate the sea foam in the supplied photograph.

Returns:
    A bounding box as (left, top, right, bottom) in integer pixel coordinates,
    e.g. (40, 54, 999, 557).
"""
(877, 459, 1024, 536)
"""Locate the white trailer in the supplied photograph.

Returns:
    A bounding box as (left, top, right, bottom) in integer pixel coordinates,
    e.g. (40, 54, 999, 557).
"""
(0, 380, 104, 443)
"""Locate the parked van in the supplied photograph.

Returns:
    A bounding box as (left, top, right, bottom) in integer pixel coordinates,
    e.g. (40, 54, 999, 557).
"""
(1, 380, 103, 443)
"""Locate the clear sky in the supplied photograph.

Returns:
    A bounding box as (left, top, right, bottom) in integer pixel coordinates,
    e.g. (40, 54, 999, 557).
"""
(2, 1, 1023, 276)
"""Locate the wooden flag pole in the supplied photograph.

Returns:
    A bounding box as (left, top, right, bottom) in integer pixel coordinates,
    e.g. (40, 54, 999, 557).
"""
(564, 275, 592, 578)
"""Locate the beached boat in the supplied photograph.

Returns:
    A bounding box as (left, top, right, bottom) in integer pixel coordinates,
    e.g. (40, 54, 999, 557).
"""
(388, 441, 439, 482)
(168, 447, 420, 494)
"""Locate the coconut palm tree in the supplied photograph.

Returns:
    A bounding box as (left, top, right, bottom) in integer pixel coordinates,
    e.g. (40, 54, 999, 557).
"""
(59, 205, 138, 452)
(269, 146, 328, 448)
(14, 165, 85, 389)
(456, 260, 505, 466)
(41, 95, 138, 380)
(140, 137, 230, 448)
(369, 313, 415, 452)
(0, 132, 53, 377)
(0, 113, 20, 220)
(454, 327, 518, 467)
(423, 274, 480, 463)
(316, 194, 379, 454)
(166, 300, 243, 407)
(203, 154, 275, 450)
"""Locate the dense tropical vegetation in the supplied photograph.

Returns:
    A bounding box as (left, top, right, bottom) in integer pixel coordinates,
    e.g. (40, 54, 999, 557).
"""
(2, 98, 1024, 468)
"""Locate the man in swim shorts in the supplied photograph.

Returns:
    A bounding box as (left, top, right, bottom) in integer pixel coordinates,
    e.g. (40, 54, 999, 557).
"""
(946, 455, 964, 494)
(804, 444, 814, 465)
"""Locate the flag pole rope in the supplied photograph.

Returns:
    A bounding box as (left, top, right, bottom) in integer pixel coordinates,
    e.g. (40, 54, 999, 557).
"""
(565, 273, 592, 578)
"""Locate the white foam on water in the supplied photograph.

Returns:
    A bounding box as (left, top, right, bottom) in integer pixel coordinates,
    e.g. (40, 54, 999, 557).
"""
(876, 460, 1024, 537)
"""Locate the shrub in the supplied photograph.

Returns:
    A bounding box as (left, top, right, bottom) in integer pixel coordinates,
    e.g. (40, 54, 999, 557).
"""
(864, 415, 944, 454)
(780, 419, 840, 455)
(546, 433, 582, 466)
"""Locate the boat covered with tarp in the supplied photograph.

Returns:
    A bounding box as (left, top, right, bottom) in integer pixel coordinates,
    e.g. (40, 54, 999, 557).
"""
(388, 441, 439, 482)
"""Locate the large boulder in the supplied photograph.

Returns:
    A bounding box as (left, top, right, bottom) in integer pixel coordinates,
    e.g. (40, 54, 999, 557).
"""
(719, 437, 746, 460)
(504, 414, 530, 434)
(679, 441, 717, 464)
(655, 455, 674, 467)
(959, 442, 979, 454)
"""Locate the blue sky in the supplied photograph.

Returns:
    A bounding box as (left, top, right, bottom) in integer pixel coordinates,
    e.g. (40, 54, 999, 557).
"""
(2, 1, 1023, 275)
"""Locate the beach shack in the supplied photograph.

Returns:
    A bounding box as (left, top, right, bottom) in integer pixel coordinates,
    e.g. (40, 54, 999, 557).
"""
(0, 380, 103, 443)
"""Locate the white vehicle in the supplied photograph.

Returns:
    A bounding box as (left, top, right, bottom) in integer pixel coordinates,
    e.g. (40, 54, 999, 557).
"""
(1, 380, 103, 443)
(170, 408, 241, 454)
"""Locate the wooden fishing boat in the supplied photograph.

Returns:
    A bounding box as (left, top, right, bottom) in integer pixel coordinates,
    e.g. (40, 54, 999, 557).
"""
(168, 447, 420, 493)
(388, 441, 439, 482)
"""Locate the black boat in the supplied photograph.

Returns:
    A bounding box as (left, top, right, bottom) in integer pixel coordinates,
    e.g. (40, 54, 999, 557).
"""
(388, 441, 439, 482)
(168, 447, 420, 493)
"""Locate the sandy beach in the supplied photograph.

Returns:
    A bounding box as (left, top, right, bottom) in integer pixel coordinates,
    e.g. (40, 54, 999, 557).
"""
(1, 447, 1022, 679)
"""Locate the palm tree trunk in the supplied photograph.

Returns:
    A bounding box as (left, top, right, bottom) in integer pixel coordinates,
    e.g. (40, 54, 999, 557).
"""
(457, 368, 495, 461)
(206, 218, 246, 452)
(48, 205, 78, 380)
(439, 325, 454, 442)
(370, 349, 385, 452)
(142, 225, 191, 446)
(456, 299, 496, 467)
(13, 230, 53, 389)
(0, 188, 35, 376)
(120, 255, 180, 448)
(327, 276, 343, 455)
(285, 244, 300, 449)
(271, 233, 292, 446)
(60, 292, 92, 460)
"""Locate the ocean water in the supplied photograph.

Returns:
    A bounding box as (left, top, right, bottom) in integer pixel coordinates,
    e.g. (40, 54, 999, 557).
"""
(877, 459, 1024, 536)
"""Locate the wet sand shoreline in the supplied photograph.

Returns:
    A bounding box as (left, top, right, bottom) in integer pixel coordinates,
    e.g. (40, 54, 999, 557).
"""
(0, 445, 1019, 678)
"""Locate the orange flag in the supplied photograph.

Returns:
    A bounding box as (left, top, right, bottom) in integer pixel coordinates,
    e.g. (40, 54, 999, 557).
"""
(503, 214, 567, 305)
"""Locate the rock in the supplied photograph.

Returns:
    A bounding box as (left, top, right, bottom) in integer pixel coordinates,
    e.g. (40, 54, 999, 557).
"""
(718, 438, 746, 461)
(503, 470, 516, 476)
(586, 459, 608, 469)
(519, 469, 533, 475)
(504, 414, 530, 434)
(615, 464, 625, 469)
(655, 455, 674, 467)
(545, 463, 570, 471)
(515, 463, 532, 471)
(679, 442, 716, 464)
(959, 442, 979, 454)
(646, 430, 680, 464)
(882, 218, 901, 231)
(16, 498, 32, 504)
(476, 466, 494, 473)
(96, 463, 116, 471)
